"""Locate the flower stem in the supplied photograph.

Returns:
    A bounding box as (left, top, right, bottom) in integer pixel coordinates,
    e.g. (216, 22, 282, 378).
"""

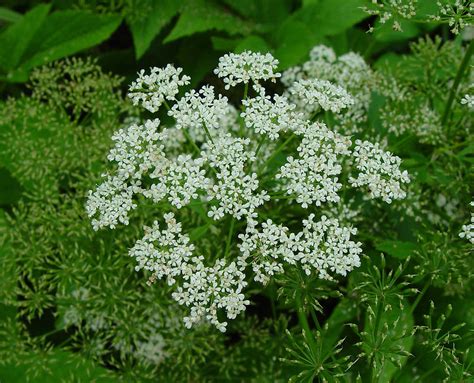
(258, 133, 295, 176)
(202, 121, 214, 144)
(182, 129, 201, 155)
(442, 40, 473, 129)
(295, 293, 317, 353)
(223, 217, 235, 259)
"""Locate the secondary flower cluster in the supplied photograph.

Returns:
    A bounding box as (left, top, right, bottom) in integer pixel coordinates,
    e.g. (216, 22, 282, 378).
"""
(281, 45, 375, 135)
(87, 50, 410, 331)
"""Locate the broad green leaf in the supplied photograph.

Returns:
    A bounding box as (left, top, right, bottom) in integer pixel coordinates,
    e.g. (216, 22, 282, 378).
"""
(211, 36, 241, 51)
(164, 0, 252, 43)
(322, 298, 358, 354)
(9, 10, 122, 82)
(275, 19, 324, 70)
(222, 0, 292, 30)
(234, 35, 271, 53)
(0, 6, 22, 23)
(128, 0, 180, 59)
(0, 4, 50, 73)
(375, 240, 417, 259)
(374, 20, 421, 42)
(297, 0, 369, 36)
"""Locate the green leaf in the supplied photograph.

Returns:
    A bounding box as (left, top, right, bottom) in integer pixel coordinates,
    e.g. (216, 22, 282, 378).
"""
(322, 298, 358, 353)
(0, 7, 22, 23)
(211, 36, 241, 51)
(375, 240, 417, 259)
(234, 35, 271, 53)
(128, 0, 180, 59)
(296, 0, 369, 36)
(374, 20, 421, 42)
(275, 19, 324, 69)
(0, 4, 51, 73)
(9, 10, 122, 82)
(164, 0, 252, 43)
(189, 223, 212, 241)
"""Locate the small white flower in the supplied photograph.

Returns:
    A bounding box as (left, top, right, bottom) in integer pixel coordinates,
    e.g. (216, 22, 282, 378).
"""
(214, 51, 281, 89)
(202, 134, 269, 220)
(241, 85, 304, 140)
(349, 140, 410, 203)
(128, 64, 190, 113)
(276, 123, 351, 208)
(288, 78, 354, 114)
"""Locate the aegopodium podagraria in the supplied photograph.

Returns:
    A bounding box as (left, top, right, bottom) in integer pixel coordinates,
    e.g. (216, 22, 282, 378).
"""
(86, 51, 410, 332)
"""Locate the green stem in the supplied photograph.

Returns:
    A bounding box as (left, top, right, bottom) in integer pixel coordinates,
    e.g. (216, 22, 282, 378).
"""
(442, 40, 474, 129)
(410, 281, 430, 315)
(258, 133, 296, 176)
(243, 82, 249, 102)
(296, 293, 317, 353)
(255, 135, 266, 157)
(182, 129, 201, 155)
(201, 121, 214, 144)
(223, 217, 235, 259)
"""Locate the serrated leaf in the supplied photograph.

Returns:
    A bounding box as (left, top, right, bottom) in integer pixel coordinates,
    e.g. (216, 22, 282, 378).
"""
(8, 10, 122, 82)
(128, 0, 180, 59)
(0, 4, 51, 73)
(164, 0, 252, 43)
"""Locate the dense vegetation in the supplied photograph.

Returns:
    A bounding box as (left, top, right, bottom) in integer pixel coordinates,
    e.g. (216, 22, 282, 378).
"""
(0, 1, 472, 382)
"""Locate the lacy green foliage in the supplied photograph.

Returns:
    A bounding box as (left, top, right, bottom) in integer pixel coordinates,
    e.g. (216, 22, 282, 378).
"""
(29, 57, 126, 122)
(375, 36, 466, 144)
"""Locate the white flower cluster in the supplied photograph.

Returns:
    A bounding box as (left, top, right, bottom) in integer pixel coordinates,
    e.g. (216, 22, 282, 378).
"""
(288, 79, 354, 114)
(349, 140, 410, 203)
(201, 134, 269, 220)
(282, 45, 375, 134)
(128, 64, 190, 113)
(459, 201, 474, 244)
(169, 86, 231, 139)
(277, 123, 351, 208)
(214, 51, 281, 89)
(88, 52, 410, 331)
(431, 0, 473, 35)
(130, 213, 249, 332)
(239, 215, 362, 283)
(141, 155, 209, 209)
(241, 85, 303, 140)
(362, 0, 417, 32)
